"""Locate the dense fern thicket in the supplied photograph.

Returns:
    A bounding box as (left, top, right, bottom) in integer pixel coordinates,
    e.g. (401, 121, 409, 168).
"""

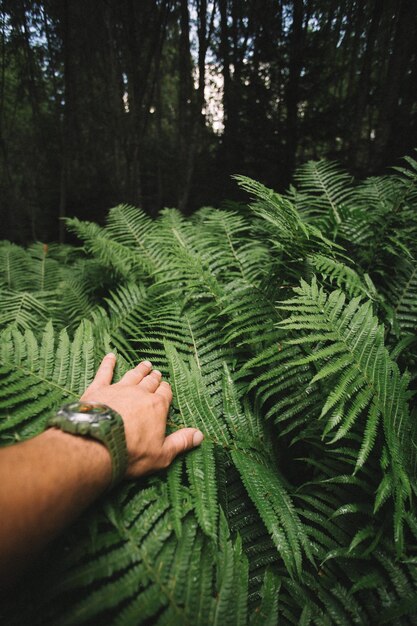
(1, 154, 417, 625)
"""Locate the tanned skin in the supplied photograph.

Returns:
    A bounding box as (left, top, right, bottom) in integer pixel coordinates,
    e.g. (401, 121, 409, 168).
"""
(0, 354, 204, 587)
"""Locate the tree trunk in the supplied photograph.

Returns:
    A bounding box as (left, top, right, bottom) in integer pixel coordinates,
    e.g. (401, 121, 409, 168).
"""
(284, 0, 304, 186)
(373, 0, 416, 170)
(177, 0, 193, 211)
(219, 0, 235, 176)
(348, 0, 383, 167)
(104, 2, 124, 195)
(59, 0, 73, 244)
(124, 0, 170, 208)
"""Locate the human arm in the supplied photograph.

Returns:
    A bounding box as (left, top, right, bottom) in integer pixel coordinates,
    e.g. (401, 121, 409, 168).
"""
(0, 354, 203, 587)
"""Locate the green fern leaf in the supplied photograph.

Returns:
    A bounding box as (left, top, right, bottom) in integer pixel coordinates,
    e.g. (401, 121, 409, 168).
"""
(186, 441, 219, 540)
(232, 450, 312, 579)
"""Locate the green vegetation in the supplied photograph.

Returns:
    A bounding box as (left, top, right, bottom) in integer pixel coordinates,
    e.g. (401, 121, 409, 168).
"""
(1, 156, 417, 625)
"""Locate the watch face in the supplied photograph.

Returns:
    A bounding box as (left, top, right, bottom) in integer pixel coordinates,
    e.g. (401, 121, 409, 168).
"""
(64, 402, 114, 423)
(68, 413, 112, 423)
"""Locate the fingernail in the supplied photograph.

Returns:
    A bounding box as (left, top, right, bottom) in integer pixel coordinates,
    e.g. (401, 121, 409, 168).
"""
(142, 360, 152, 367)
(193, 431, 204, 446)
(107, 352, 116, 358)
(152, 369, 162, 377)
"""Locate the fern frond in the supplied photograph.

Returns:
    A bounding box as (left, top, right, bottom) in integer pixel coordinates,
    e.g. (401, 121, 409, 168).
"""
(165, 341, 230, 445)
(382, 258, 417, 339)
(279, 280, 413, 460)
(239, 342, 322, 438)
(66, 218, 145, 279)
(0, 241, 30, 290)
(193, 207, 271, 286)
(220, 284, 280, 347)
(234, 174, 308, 239)
(232, 450, 313, 579)
(105, 204, 163, 275)
(278, 278, 415, 549)
(249, 570, 280, 626)
(222, 362, 263, 446)
(293, 159, 357, 229)
(26, 243, 62, 291)
(0, 320, 97, 442)
(309, 254, 371, 299)
(392, 149, 417, 206)
(0, 288, 48, 331)
(56, 277, 95, 330)
(186, 441, 219, 540)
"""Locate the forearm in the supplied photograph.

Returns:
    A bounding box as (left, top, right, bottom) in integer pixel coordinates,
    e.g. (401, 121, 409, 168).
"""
(0, 355, 202, 589)
(0, 428, 112, 587)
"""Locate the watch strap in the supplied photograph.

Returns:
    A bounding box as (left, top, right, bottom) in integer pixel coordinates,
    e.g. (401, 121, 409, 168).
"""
(96, 417, 129, 488)
(48, 403, 128, 488)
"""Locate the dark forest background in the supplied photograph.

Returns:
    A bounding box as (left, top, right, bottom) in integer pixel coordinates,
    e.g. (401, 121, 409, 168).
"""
(1, 0, 417, 244)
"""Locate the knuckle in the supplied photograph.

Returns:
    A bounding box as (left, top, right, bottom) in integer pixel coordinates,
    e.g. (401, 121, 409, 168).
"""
(179, 432, 189, 451)
(160, 382, 173, 398)
(152, 395, 165, 410)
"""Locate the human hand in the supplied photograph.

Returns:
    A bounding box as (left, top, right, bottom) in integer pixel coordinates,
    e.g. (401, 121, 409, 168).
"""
(81, 353, 204, 478)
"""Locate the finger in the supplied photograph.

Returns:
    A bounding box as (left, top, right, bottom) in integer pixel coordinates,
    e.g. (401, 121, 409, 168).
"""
(139, 370, 162, 392)
(154, 381, 173, 405)
(162, 428, 204, 466)
(91, 353, 116, 387)
(119, 360, 152, 386)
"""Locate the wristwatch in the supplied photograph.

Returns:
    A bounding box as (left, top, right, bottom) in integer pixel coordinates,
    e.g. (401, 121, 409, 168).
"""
(47, 401, 129, 488)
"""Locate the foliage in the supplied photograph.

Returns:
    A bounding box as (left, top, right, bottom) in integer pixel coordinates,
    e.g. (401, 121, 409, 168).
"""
(1, 154, 417, 624)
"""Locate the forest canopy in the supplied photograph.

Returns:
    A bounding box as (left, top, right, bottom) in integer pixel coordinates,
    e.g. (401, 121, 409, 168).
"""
(1, 0, 417, 243)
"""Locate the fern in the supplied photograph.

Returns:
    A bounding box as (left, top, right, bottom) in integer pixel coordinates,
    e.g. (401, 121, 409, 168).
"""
(0, 321, 98, 442)
(0, 288, 49, 331)
(293, 159, 357, 230)
(277, 278, 415, 550)
(232, 450, 312, 579)
(0, 241, 31, 290)
(382, 258, 417, 339)
(309, 253, 373, 299)
(2, 154, 417, 625)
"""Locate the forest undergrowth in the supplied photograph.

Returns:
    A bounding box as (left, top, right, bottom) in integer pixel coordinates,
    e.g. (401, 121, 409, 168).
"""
(1, 155, 417, 625)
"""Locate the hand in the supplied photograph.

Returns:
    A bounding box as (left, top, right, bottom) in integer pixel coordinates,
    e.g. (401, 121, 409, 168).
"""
(81, 353, 204, 478)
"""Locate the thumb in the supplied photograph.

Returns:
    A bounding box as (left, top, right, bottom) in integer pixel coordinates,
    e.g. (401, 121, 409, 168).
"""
(162, 428, 204, 465)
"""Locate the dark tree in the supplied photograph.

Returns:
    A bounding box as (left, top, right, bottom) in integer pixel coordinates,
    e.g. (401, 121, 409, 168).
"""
(1, 0, 416, 242)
